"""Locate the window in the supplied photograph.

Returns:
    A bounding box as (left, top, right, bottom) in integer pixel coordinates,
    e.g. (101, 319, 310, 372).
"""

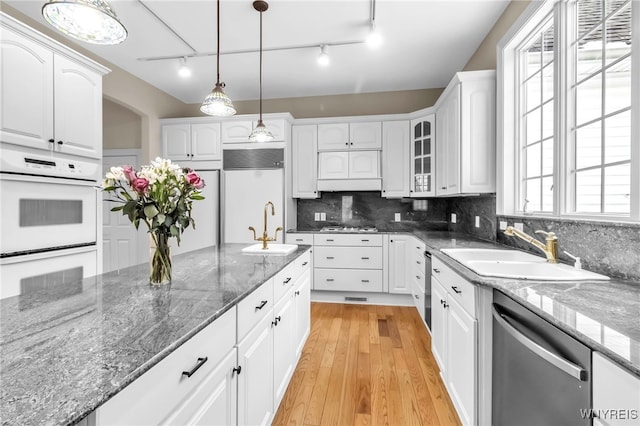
(498, 0, 639, 221)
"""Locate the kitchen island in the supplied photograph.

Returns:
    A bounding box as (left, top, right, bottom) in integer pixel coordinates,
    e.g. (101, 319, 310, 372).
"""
(0, 244, 310, 426)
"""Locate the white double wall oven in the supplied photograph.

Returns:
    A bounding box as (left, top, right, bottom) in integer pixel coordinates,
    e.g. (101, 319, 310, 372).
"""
(0, 143, 101, 300)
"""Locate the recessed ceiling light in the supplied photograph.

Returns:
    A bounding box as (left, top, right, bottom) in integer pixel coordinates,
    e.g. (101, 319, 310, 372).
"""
(317, 45, 330, 67)
(178, 57, 191, 78)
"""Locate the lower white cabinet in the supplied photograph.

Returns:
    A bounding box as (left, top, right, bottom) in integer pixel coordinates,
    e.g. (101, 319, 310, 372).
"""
(431, 257, 477, 426)
(592, 352, 640, 426)
(95, 307, 237, 425)
(293, 270, 311, 358)
(273, 291, 295, 406)
(313, 234, 384, 293)
(237, 307, 276, 426)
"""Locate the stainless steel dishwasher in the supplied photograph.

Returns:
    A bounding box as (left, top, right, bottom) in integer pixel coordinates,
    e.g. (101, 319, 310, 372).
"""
(492, 289, 592, 425)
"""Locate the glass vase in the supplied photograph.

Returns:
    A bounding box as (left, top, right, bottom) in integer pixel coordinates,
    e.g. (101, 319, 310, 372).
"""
(150, 231, 172, 285)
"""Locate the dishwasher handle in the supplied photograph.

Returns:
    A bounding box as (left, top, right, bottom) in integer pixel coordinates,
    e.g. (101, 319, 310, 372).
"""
(492, 305, 587, 381)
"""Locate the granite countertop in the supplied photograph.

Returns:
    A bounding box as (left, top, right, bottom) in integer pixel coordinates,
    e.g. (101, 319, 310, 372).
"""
(0, 244, 310, 426)
(295, 228, 640, 378)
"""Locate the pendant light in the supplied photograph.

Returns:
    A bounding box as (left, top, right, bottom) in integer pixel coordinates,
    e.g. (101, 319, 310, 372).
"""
(200, 0, 236, 117)
(249, 0, 274, 143)
(42, 0, 127, 45)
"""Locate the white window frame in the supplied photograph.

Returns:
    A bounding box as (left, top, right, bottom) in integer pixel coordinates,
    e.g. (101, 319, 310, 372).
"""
(497, 0, 640, 223)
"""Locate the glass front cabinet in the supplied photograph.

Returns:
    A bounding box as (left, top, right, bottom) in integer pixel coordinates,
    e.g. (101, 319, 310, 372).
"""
(410, 115, 435, 197)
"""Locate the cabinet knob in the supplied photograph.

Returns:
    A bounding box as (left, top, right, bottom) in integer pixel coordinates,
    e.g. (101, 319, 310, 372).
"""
(295, 290, 300, 296)
(441, 186, 447, 190)
(433, 268, 441, 274)
(451, 286, 462, 294)
(233, 366, 242, 376)
(255, 300, 268, 311)
(416, 275, 421, 280)
(361, 279, 370, 283)
(48, 138, 55, 144)
(57, 140, 63, 145)
(283, 277, 292, 284)
(345, 142, 349, 146)
(443, 302, 449, 308)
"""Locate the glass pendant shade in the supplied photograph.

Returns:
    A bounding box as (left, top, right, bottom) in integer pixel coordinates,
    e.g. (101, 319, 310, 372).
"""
(249, 120, 274, 142)
(200, 83, 236, 117)
(42, 0, 127, 45)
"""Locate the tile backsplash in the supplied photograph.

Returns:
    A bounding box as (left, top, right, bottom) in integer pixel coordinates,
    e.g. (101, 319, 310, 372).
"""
(296, 192, 640, 281)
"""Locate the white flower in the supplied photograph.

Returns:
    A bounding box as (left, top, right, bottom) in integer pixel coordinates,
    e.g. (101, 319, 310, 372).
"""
(105, 166, 124, 180)
(102, 178, 115, 188)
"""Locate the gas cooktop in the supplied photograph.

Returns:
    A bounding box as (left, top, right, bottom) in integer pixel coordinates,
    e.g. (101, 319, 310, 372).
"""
(319, 226, 379, 233)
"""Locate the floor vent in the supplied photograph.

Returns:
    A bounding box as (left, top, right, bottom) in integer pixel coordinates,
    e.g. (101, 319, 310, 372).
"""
(344, 296, 367, 302)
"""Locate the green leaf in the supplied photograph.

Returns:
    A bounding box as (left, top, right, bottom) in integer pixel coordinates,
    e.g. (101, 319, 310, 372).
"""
(123, 200, 137, 215)
(157, 213, 166, 224)
(170, 225, 180, 237)
(110, 205, 124, 212)
(164, 215, 174, 226)
(134, 218, 140, 229)
(144, 204, 159, 219)
(120, 190, 132, 201)
(190, 195, 205, 200)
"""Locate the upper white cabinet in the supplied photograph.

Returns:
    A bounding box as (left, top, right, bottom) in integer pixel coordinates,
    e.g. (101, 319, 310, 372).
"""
(162, 122, 222, 162)
(317, 150, 381, 190)
(410, 115, 436, 197)
(435, 70, 496, 196)
(292, 125, 319, 198)
(0, 15, 108, 159)
(318, 121, 382, 150)
(382, 120, 410, 198)
(221, 119, 286, 143)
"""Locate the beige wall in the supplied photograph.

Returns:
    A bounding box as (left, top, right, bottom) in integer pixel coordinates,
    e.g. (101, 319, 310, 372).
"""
(464, 0, 532, 71)
(103, 99, 142, 149)
(183, 88, 444, 119)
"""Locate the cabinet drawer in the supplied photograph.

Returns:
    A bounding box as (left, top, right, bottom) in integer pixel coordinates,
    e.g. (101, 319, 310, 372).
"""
(314, 269, 383, 292)
(413, 265, 425, 290)
(273, 262, 296, 304)
(237, 278, 274, 340)
(432, 257, 476, 317)
(314, 233, 383, 246)
(97, 308, 236, 425)
(286, 233, 314, 245)
(314, 246, 382, 269)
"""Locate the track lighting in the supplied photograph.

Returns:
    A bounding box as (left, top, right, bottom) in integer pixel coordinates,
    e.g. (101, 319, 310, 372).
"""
(178, 57, 191, 78)
(317, 45, 330, 66)
(367, 21, 382, 48)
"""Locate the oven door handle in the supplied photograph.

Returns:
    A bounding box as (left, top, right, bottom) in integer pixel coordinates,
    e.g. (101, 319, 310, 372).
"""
(492, 305, 587, 381)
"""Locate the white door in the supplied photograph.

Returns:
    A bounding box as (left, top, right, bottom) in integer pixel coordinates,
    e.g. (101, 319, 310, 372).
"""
(273, 294, 295, 408)
(0, 25, 54, 151)
(349, 151, 380, 179)
(382, 121, 410, 198)
(318, 152, 349, 179)
(317, 123, 349, 150)
(292, 125, 319, 198)
(162, 124, 191, 161)
(191, 123, 221, 160)
(223, 169, 284, 244)
(431, 278, 448, 374)
(350, 122, 382, 149)
(410, 115, 436, 197)
(446, 296, 477, 426)
(388, 235, 410, 294)
(53, 54, 102, 159)
(102, 154, 143, 273)
(237, 313, 275, 426)
(293, 270, 311, 358)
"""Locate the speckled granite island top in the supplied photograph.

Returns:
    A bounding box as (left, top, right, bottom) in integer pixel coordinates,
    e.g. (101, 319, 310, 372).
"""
(0, 244, 310, 426)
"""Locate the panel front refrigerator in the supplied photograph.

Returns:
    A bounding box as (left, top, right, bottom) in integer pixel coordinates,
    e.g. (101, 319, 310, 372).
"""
(222, 149, 284, 244)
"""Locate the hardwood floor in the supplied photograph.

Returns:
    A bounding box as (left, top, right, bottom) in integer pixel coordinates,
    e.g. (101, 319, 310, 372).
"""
(273, 303, 461, 426)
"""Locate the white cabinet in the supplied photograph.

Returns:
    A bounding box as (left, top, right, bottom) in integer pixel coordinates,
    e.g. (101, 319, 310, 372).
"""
(431, 257, 477, 426)
(0, 18, 107, 159)
(410, 115, 436, 197)
(96, 307, 237, 425)
(592, 352, 640, 426)
(435, 70, 496, 196)
(318, 122, 381, 150)
(382, 120, 410, 198)
(293, 269, 311, 358)
(317, 150, 381, 191)
(292, 125, 319, 198)
(237, 308, 275, 426)
(313, 234, 384, 293)
(388, 235, 411, 294)
(273, 290, 295, 407)
(222, 119, 286, 143)
(162, 122, 221, 161)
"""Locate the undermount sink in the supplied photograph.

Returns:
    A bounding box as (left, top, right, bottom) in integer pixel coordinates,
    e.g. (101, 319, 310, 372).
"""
(441, 248, 610, 281)
(242, 243, 298, 255)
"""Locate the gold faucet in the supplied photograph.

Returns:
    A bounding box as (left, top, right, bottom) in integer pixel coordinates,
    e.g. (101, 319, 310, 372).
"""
(249, 201, 283, 250)
(503, 226, 559, 263)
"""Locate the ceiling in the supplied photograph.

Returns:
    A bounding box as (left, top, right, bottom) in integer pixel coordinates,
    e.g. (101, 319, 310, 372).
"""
(5, 0, 511, 104)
